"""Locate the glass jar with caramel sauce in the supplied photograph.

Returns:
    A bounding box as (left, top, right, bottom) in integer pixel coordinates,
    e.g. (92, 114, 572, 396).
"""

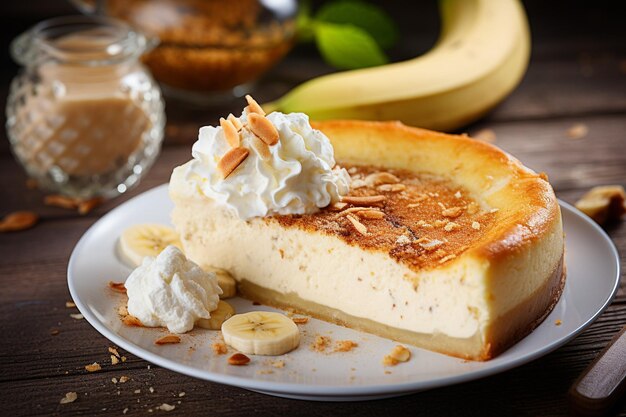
(6, 16, 165, 198)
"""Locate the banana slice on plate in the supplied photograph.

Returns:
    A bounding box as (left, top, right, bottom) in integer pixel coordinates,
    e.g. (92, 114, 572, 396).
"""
(196, 301, 235, 330)
(202, 266, 237, 299)
(119, 224, 182, 267)
(221, 311, 300, 355)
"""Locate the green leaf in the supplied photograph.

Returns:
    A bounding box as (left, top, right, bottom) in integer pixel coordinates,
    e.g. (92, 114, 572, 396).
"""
(315, 0, 398, 49)
(315, 22, 388, 70)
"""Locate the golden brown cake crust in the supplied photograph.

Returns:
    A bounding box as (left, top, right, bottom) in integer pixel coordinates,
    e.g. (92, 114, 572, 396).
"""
(272, 165, 497, 271)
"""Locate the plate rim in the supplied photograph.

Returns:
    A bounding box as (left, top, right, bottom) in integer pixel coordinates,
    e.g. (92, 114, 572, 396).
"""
(67, 186, 621, 398)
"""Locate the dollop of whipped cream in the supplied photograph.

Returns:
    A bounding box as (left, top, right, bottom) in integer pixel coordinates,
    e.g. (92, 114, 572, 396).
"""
(186, 108, 351, 219)
(125, 245, 222, 333)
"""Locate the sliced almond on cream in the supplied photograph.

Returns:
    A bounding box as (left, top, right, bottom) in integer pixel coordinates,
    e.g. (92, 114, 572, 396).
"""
(248, 113, 279, 146)
(227, 113, 242, 130)
(245, 95, 266, 116)
(250, 134, 271, 160)
(220, 117, 240, 148)
(218, 147, 250, 179)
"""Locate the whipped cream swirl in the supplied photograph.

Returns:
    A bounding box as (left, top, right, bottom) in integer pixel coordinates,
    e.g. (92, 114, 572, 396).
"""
(186, 110, 350, 219)
(125, 245, 222, 333)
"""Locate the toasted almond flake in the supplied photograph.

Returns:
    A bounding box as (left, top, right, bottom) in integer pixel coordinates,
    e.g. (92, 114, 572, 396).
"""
(334, 340, 358, 352)
(472, 221, 481, 230)
(334, 206, 380, 218)
(44, 194, 79, 209)
(218, 147, 249, 179)
(227, 113, 242, 130)
(364, 172, 400, 186)
(108, 347, 120, 358)
(377, 183, 406, 192)
(442, 207, 464, 218)
(155, 334, 181, 345)
(248, 113, 279, 145)
(78, 197, 104, 215)
(111, 377, 118, 384)
(395, 234, 412, 245)
(228, 353, 250, 366)
(178, 392, 186, 397)
(212, 342, 228, 355)
(60, 392, 78, 404)
(119, 376, 129, 383)
(70, 313, 84, 320)
(419, 239, 444, 250)
(434, 220, 447, 228)
(566, 123, 589, 139)
(250, 134, 271, 160)
(66, 301, 76, 308)
(0, 211, 38, 233)
(157, 403, 175, 412)
(350, 179, 367, 189)
(444, 222, 460, 232)
(416, 220, 433, 229)
(50, 328, 60, 335)
(473, 128, 497, 143)
(346, 214, 368, 235)
(292, 317, 309, 324)
(331, 202, 348, 210)
(108, 281, 127, 293)
(122, 315, 143, 327)
(358, 210, 385, 219)
(490, 208, 500, 213)
(341, 195, 385, 205)
(220, 117, 240, 147)
(438, 254, 457, 264)
(85, 362, 101, 372)
(111, 355, 119, 365)
(245, 95, 265, 115)
(123, 408, 129, 414)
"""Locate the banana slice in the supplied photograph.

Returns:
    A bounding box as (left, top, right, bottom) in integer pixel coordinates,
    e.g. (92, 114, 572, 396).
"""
(221, 311, 300, 356)
(119, 224, 182, 267)
(202, 266, 237, 299)
(196, 301, 235, 330)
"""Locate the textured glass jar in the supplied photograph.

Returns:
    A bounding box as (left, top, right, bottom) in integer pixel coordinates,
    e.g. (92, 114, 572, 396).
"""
(6, 16, 165, 199)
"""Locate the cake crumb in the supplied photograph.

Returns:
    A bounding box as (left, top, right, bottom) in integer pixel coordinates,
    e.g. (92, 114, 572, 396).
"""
(334, 340, 358, 352)
(60, 392, 78, 404)
(178, 392, 185, 397)
(383, 345, 411, 366)
(555, 319, 562, 326)
(119, 376, 129, 383)
(85, 362, 101, 372)
(112, 378, 118, 384)
(566, 123, 589, 139)
(444, 221, 460, 232)
(70, 313, 84, 320)
(157, 403, 175, 412)
(65, 301, 76, 308)
(257, 369, 274, 375)
(108, 347, 120, 357)
(312, 335, 331, 352)
(111, 355, 119, 365)
(212, 342, 228, 355)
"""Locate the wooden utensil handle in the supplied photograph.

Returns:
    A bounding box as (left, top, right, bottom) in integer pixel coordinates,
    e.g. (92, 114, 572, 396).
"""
(569, 325, 626, 416)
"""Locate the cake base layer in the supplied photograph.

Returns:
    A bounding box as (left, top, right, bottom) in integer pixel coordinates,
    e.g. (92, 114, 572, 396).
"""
(238, 255, 565, 360)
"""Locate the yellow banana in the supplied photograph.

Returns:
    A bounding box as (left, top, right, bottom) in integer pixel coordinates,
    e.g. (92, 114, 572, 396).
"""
(264, 0, 530, 131)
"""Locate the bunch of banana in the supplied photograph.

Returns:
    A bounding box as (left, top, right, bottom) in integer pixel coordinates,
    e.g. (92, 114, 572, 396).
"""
(264, 0, 530, 131)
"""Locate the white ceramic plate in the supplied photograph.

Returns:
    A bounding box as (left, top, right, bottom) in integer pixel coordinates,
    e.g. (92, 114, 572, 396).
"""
(68, 185, 620, 401)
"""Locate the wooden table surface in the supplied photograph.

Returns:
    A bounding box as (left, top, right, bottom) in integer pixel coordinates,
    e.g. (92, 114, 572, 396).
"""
(1, 1, 625, 416)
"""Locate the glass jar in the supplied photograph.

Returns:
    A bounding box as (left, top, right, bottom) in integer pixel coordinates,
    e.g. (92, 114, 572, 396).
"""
(6, 16, 165, 199)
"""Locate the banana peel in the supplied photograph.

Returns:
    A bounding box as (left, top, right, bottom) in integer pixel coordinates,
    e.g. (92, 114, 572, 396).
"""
(263, 0, 530, 131)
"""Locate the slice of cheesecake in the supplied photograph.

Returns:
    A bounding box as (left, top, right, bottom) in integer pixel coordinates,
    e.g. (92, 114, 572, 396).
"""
(170, 120, 565, 361)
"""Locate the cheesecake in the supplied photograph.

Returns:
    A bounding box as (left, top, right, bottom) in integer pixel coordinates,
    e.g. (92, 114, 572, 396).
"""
(169, 101, 565, 361)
